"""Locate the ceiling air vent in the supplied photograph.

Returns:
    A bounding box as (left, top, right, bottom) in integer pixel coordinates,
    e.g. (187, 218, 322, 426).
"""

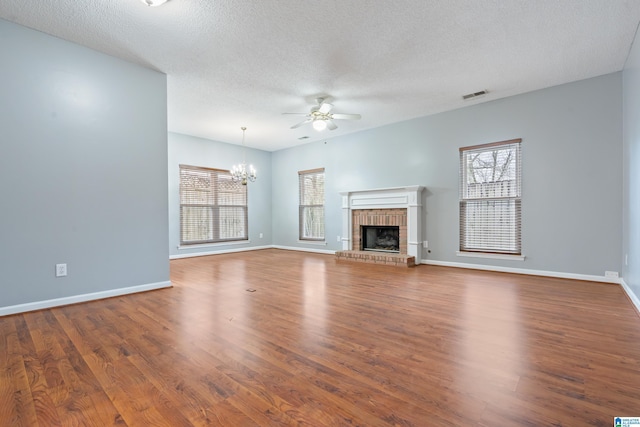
(298, 136, 310, 140)
(462, 90, 488, 100)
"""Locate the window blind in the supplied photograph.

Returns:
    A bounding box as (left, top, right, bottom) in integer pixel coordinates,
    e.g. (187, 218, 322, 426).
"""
(299, 168, 325, 241)
(180, 165, 248, 245)
(459, 139, 522, 254)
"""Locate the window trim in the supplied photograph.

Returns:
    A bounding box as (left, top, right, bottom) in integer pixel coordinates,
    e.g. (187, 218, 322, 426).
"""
(456, 251, 525, 261)
(459, 139, 522, 255)
(179, 164, 248, 245)
(298, 167, 325, 242)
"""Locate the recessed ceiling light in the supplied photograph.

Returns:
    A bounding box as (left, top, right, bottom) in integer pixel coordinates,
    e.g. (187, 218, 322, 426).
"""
(140, 0, 169, 6)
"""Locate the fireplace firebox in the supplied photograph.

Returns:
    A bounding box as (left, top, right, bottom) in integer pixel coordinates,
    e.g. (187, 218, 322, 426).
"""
(361, 226, 400, 253)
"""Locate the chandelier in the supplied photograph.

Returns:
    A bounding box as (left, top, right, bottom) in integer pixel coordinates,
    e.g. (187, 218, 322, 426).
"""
(231, 127, 257, 185)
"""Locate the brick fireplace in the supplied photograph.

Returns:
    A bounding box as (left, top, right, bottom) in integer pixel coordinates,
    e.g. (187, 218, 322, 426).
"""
(352, 208, 407, 253)
(336, 186, 424, 267)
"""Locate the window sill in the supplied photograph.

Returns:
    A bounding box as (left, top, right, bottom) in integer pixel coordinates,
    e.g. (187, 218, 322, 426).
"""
(178, 240, 250, 250)
(297, 240, 327, 246)
(456, 251, 525, 261)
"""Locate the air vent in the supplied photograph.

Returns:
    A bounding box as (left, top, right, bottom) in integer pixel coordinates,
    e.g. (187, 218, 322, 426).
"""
(462, 90, 488, 100)
(298, 136, 310, 140)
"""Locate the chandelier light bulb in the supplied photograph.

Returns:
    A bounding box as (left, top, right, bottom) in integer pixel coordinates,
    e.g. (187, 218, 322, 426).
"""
(231, 127, 257, 185)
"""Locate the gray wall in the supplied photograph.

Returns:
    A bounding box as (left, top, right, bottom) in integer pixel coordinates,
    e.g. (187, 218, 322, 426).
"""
(0, 19, 169, 309)
(2, 16, 626, 312)
(272, 73, 623, 277)
(623, 27, 640, 304)
(168, 132, 272, 257)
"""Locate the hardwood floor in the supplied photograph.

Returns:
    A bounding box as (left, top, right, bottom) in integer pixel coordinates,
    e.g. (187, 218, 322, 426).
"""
(2, 249, 640, 426)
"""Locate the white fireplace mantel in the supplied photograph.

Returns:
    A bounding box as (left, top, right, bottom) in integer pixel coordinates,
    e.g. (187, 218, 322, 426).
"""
(339, 186, 424, 263)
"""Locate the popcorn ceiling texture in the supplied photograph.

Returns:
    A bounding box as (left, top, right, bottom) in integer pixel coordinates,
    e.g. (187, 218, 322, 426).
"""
(1, 0, 639, 151)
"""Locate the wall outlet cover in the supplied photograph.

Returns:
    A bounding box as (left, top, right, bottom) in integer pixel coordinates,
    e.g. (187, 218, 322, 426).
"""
(56, 263, 67, 277)
(605, 271, 619, 278)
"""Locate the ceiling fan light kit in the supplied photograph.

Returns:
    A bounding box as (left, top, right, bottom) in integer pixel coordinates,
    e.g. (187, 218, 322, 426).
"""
(312, 120, 327, 131)
(285, 97, 361, 132)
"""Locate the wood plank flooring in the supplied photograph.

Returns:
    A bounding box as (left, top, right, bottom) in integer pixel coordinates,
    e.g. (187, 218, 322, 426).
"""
(2, 248, 640, 426)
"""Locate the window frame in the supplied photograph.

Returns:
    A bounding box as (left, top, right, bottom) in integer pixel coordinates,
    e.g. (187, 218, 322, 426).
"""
(459, 139, 522, 256)
(179, 164, 248, 245)
(298, 167, 325, 242)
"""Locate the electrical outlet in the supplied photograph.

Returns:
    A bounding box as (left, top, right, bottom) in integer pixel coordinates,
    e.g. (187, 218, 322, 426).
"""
(56, 263, 67, 277)
(259, 233, 263, 238)
(423, 240, 429, 249)
(626, 254, 628, 266)
(605, 271, 619, 279)
(337, 235, 341, 242)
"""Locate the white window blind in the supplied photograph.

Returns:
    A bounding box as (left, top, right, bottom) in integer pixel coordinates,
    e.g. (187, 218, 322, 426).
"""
(459, 139, 522, 255)
(180, 165, 247, 245)
(299, 168, 325, 241)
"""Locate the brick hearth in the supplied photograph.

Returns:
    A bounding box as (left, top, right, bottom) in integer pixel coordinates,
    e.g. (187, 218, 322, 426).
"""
(336, 207, 415, 267)
(335, 250, 416, 267)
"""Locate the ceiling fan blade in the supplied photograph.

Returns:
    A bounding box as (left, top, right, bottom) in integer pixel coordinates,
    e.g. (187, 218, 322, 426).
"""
(318, 102, 333, 114)
(290, 118, 312, 129)
(331, 113, 361, 120)
(326, 119, 338, 130)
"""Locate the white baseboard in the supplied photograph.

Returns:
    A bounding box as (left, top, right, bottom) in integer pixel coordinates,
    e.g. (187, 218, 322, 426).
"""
(421, 259, 621, 284)
(272, 245, 336, 255)
(173, 247, 627, 284)
(620, 278, 640, 313)
(170, 245, 273, 259)
(170, 244, 335, 259)
(0, 280, 172, 317)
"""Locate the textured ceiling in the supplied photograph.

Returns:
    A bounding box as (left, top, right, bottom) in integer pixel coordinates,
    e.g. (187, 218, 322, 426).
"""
(1, 1, 640, 151)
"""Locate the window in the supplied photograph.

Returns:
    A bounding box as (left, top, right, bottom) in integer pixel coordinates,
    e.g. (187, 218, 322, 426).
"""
(459, 139, 522, 255)
(179, 165, 247, 245)
(299, 168, 325, 241)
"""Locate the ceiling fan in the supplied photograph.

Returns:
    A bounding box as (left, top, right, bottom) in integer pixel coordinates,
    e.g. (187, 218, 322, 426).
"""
(284, 97, 361, 131)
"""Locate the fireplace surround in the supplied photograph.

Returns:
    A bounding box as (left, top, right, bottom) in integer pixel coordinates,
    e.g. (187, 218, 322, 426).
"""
(352, 208, 407, 254)
(337, 186, 424, 265)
